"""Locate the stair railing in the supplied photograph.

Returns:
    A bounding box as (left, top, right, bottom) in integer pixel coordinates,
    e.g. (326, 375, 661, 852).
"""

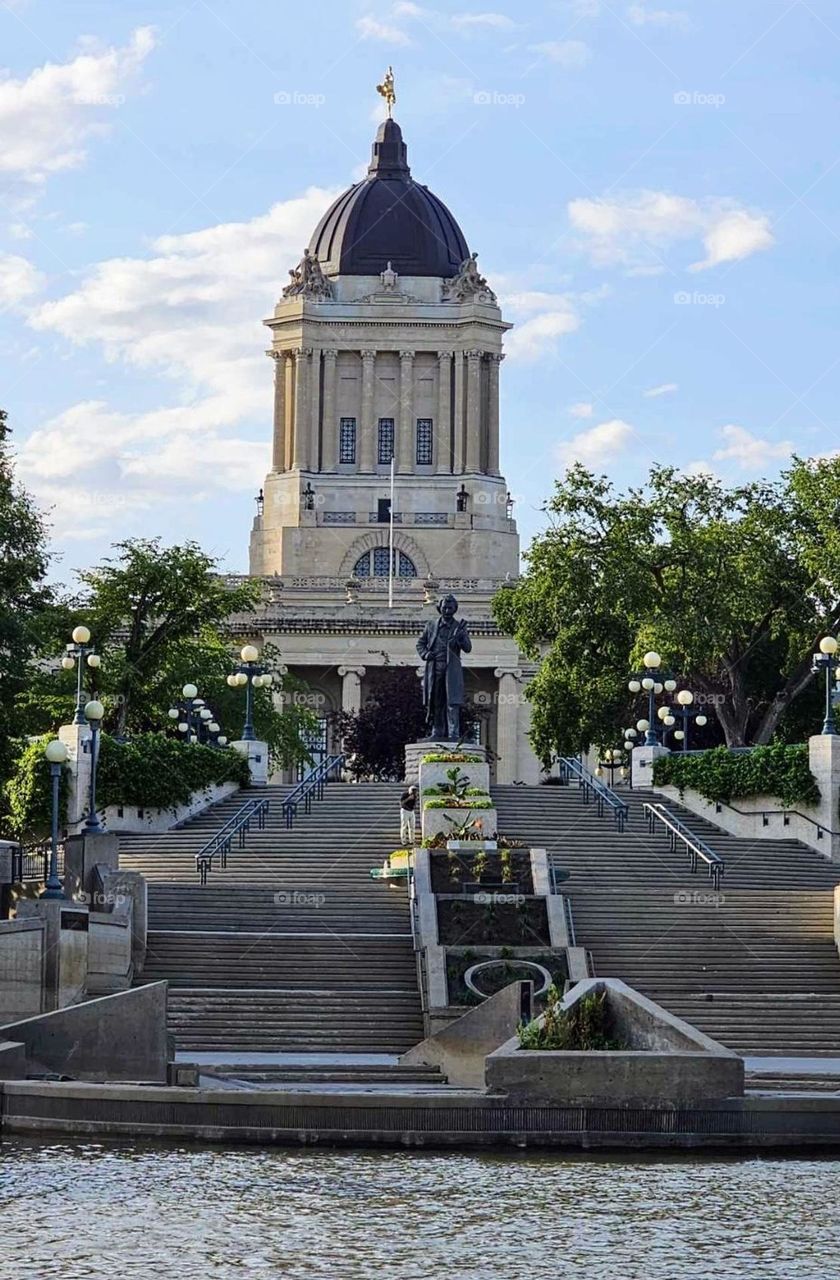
(643, 802, 725, 890)
(281, 754, 345, 829)
(195, 796, 270, 885)
(558, 756, 629, 831)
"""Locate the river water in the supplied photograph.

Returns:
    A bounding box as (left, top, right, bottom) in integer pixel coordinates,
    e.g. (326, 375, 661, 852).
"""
(1, 1139, 837, 1279)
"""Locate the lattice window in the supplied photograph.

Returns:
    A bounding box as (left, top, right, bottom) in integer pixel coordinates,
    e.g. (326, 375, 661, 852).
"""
(378, 418, 395, 464)
(353, 548, 417, 578)
(416, 418, 433, 465)
(339, 417, 356, 464)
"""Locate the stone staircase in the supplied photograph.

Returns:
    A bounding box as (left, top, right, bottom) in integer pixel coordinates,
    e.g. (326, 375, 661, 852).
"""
(120, 782, 425, 1054)
(493, 783, 840, 1056)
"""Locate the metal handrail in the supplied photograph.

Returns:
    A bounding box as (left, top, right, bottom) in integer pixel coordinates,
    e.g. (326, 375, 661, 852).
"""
(282, 754, 345, 828)
(195, 797, 269, 885)
(644, 802, 725, 890)
(558, 756, 629, 831)
(11, 840, 61, 884)
(710, 798, 836, 841)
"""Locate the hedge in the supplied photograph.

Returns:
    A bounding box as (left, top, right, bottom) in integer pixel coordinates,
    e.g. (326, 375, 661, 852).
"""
(3, 733, 250, 840)
(652, 743, 819, 809)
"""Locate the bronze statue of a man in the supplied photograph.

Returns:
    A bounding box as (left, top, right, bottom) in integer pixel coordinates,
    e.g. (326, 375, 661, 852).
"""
(417, 594, 472, 741)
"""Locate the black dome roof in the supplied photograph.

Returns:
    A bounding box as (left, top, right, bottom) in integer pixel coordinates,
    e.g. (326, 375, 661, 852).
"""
(308, 118, 469, 279)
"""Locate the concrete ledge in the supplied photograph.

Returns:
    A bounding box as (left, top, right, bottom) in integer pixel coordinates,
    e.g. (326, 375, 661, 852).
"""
(4, 1078, 840, 1150)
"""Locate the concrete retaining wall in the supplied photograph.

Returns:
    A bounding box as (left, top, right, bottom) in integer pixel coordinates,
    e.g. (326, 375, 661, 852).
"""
(402, 981, 531, 1087)
(0, 918, 45, 1022)
(0, 981, 169, 1083)
(98, 781, 240, 834)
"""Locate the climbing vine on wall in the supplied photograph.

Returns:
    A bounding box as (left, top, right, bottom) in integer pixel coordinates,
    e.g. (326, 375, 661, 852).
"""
(652, 743, 819, 809)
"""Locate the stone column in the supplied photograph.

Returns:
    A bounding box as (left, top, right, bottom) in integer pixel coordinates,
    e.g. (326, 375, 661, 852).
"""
(487, 353, 502, 476)
(320, 349, 338, 472)
(292, 348, 311, 471)
(398, 349, 415, 472)
(494, 667, 522, 784)
(309, 346, 322, 470)
(465, 350, 482, 473)
(453, 352, 465, 474)
(271, 350, 288, 472)
(359, 351, 376, 472)
(282, 352, 295, 471)
(338, 665, 366, 715)
(436, 352, 451, 473)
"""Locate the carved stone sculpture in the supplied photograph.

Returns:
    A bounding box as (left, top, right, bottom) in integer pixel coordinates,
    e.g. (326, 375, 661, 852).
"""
(442, 252, 497, 304)
(282, 248, 334, 300)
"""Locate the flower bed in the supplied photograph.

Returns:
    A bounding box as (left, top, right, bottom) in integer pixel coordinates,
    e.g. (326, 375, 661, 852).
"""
(437, 897, 549, 947)
(445, 948, 568, 1006)
(430, 850, 534, 895)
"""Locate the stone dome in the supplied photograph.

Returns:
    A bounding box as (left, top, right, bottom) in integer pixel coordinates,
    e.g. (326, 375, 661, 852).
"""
(307, 118, 470, 279)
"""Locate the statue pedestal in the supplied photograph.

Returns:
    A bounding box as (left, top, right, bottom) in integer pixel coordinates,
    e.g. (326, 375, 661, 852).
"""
(403, 739, 487, 786)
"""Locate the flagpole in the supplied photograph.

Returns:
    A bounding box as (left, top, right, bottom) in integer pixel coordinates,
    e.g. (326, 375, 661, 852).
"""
(388, 455, 395, 609)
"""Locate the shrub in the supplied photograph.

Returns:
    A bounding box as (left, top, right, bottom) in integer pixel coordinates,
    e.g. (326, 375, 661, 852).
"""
(652, 743, 819, 809)
(518, 986, 626, 1051)
(423, 796, 493, 810)
(97, 734, 250, 810)
(3, 736, 70, 841)
(421, 753, 483, 764)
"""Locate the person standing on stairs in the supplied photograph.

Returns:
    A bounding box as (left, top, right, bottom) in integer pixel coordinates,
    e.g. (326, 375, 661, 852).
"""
(400, 785, 417, 845)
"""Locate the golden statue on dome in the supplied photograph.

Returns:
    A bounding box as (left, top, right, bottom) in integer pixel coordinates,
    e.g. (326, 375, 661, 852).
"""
(376, 66, 396, 117)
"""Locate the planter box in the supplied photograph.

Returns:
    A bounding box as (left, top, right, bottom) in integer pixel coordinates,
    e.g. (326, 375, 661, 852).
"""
(431, 850, 534, 895)
(446, 839, 498, 852)
(486, 978, 744, 1104)
(419, 760, 491, 796)
(95, 781, 240, 834)
(422, 805, 497, 843)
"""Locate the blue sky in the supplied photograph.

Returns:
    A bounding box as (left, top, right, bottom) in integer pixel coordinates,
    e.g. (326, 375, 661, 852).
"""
(2, 0, 839, 583)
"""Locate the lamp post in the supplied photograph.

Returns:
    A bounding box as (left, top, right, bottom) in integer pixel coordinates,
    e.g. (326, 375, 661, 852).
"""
(628, 652, 677, 746)
(41, 739, 68, 899)
(82, 700, 106, 834)
(61, 626, 100, 726)
(668, 690, 709, 751)
(228, 645, 273, 742)
(813, 636, 840, 735)
(167, 683, 202, 742)
(596, 747, 626, 786)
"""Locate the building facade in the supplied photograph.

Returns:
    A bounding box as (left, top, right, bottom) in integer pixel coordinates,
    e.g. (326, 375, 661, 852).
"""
(242, 110, 541, 783)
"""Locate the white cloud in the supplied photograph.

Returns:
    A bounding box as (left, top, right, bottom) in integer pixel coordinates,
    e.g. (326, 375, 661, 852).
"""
(712, 425, 793, 471)
(356, 15, 411, 43)
(690, 209, 775, 272)
(644, 382, 678, 398)
(21, 187, 337, 530)
(626, 4, 689, 28)
(556, 419, 635, 468)
(528, 40, 591, 66)
(568, 189, 775, 272)
(568, 401, 594, 418)
(451, 12, 516, 29)
(0, 27, 155, 184)
(0, 252, 43, 308)
(501, 290, 583, 361)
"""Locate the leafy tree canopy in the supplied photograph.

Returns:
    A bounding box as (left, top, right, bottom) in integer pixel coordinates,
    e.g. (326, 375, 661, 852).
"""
(494, 460, 840, 760)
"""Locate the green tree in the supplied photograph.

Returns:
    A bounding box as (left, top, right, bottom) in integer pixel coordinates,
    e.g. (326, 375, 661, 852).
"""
(17, 539, 316, 773)
(494, 460, 840, 759)
(0, 409, 52, 809)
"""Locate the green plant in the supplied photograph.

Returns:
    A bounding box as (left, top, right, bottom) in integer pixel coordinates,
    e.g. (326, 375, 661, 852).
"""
(424, 795, 493, 810)
(518, 986, 626, 1051)
(421, 753, 483, 764)
(96, 733, 250, 811)
(652, 742, 819, 809)
(3, 736, 69, 841)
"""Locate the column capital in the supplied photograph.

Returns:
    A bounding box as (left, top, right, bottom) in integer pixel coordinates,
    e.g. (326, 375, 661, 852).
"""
(494, 667, 523, 680)
(465, 348, 484, 361)
(400, 349, 415, 361)
(361, 349, 376, 364)
(437, 350, 452, 364)
(488, 352, 504, 364)
(323, 347, 338, 361)
(338, 664, 366, 678)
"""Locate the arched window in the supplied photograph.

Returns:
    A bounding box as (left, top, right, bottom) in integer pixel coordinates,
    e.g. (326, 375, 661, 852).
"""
(354, 548, 417, 578)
